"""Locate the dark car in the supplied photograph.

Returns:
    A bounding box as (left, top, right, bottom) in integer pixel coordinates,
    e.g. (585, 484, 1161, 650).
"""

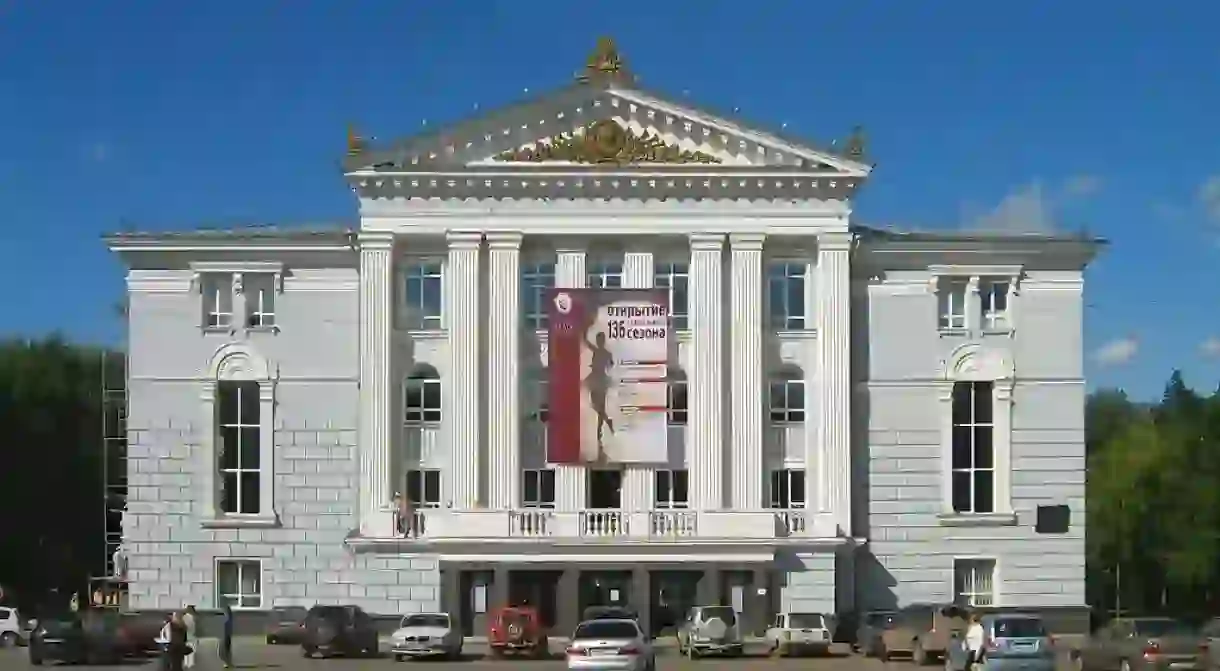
(301, 605, 379, 658)
(856, 610, 896, 656)
(582, 606, 639, 622)
(266, 606, 308, 645)
(28, 609, 160, 665)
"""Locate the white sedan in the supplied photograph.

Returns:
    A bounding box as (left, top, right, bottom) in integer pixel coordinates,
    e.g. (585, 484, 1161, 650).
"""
(565, 618, 655, 671)
(390, 612, 462, 661)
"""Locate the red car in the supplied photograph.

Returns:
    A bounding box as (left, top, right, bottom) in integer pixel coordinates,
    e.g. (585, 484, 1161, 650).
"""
(488, 606, 548, 659)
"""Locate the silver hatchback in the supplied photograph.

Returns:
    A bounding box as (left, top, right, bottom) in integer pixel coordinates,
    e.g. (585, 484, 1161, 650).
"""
(947, 614, 1055, 671)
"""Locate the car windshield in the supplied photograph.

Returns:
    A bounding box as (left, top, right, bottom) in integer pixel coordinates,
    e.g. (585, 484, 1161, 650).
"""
(1134, 619, 1195, 637)
(574, 620, 640, 640)
(701, 607, 737, 625)
(402, 614, 449, 628)
(994, 619, 1047, 638)
(789, 613, 825, 629)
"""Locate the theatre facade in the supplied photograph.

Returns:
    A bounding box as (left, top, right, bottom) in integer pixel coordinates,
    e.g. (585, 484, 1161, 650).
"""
(109, 40, 1099, 634)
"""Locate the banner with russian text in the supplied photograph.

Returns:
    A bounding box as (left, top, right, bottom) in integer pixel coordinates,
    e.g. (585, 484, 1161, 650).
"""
(547, 288, 670, 464)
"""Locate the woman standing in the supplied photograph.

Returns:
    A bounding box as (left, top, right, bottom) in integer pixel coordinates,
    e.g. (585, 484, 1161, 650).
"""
(182, 606, 197, 669)
(162, 612, 188, 671)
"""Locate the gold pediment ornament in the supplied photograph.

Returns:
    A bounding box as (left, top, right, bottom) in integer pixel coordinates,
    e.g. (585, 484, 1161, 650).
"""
(493, 120, 722, 165)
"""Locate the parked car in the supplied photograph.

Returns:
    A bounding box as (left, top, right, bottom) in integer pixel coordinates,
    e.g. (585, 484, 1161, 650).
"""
(583, 606, 639, 622)
(1201, 617, 1220, 670)
(877, 603, 968, 664)
(0, 606, 25, 647)
(946, 613, 1055, 671)
(265, 606, 308, 645)
(566, 618, 656, 671)
(300, 605, 380, 659)
(856, 610, 896, 656)
(27, 609, 161, 665)
(488, 605, 548, 658)
(390, 612, 462, 661)
(765, 611, 834, 657)
(1073, 617, 1201, 671)
(676, 605, 743, 657)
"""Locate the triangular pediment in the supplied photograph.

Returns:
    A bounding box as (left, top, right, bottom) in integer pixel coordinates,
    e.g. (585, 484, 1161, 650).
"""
(347, 83, 871, 176)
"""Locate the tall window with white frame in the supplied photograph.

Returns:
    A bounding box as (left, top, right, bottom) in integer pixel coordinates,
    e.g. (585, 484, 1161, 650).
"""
(938, 277, 969, 331)
(769, 372, 805, 424)
(216, 380, 260, 515)
(521, 262, 555, 331)
(403, 261, 444, 331)
(668, 372, 688, 426)
(654, 262, 689, 331)
(405, 469, 442, 508)
(953, 558, 997, 607)
(951, 381, 994, 514)
(979, 279, 1011, 332)
(587, 262, 624, 289)
(244, 274, 277, 329)
(403, 365, 442, 424)
(201, 274, 234, 329)
(768, 469, 806, 509)
(767, 262, 807, 330)
(654, 469, 689, 509)
(216, 559, 262, 609)
(522, 468, 556, 508)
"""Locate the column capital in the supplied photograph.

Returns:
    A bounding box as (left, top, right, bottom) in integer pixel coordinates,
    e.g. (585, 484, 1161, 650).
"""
(486, 231, 524, 250)
(689, 233, 725, 251)
(446, 230, 483, 249)
(817, 231, 854, 252)
(729, 233, 766, 251)
(359, 231, 396, 251)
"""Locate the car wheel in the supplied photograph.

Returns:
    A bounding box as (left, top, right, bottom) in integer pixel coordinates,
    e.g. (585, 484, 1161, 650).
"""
(0, 632, 16, 648)
(393, 653, 404, 662)
(302, 646, 315, 658)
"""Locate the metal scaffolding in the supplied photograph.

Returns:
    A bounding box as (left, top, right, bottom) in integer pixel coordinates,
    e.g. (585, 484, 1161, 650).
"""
(99, 340, 129, 606)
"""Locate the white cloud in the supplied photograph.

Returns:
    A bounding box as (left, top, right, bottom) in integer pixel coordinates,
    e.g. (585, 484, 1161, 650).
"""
(1201, 336, 1220, 358)
(967, 182, 1056, 233)
(1063, 174, 1102, 198)
(1198, 175, 1220, 224)
(1093, 337, 1139, 366)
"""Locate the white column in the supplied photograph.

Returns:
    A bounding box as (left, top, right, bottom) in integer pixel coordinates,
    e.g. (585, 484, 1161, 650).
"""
(816, 231, 853, 534)
(623, 249, 655, 512)
(554, 246, 587, 511)
(487, 232, 523, 509)
(688, 234, 725, 510)
(358, 232, 395, 537)
(730, 234, 765, 509)
(446, 231, 483, 510)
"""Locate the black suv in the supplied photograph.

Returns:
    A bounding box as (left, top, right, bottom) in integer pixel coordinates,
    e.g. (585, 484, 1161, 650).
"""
(301, 605, 379, 658)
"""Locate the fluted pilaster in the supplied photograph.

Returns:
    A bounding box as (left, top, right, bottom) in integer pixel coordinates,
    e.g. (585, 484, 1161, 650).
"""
(358, 232, 395, 536)
(487, 232, 523, 509)
(446, 231, 482, 510)
(730, 234, 765, 509)
(554, 246, 586, 511)
(689, 234, 725, 510)
(623, 249, 655, 511)
(816, 231, 853, 534)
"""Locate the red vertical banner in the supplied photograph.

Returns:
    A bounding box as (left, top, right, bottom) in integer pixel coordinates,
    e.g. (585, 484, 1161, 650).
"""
(547, 288, 586, 464)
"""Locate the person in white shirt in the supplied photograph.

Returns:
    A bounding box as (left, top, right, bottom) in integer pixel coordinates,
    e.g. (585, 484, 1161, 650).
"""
(182, 606, 197, 669)
(965, 612, 986, 669)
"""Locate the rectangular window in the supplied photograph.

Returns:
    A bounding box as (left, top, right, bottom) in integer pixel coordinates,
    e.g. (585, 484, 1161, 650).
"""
(667, 377, 688, 425)
(951, 381, 995, 514)
(521, 262, 555, 331)
(202, 274, 234, 329)
(953, 558, 996, 607)
(769, 378, 805, 424)
(938, 278, 968, 331)
(654, 262, 690, 330)
(244, 274, 277, 329)
(768, 469, 806, 509)
(403, 262, 444, 330)
(521, 468, 556, 508)
(403, 370, 442, 424)
(217, 381, 260, 515)
(767, 262, 806, 330)
(654, 469, 690, 509)
(405, 469, 442, 508)
(587, 262, 624, 289)
(216, 559, 262, 609)
(980, 280, 1011, 332)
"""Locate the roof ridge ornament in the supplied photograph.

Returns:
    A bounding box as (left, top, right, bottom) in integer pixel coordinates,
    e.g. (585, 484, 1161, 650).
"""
(844, 125, 867, 160)
(347, 124, 367, 157)
(577, 36, 634, 84)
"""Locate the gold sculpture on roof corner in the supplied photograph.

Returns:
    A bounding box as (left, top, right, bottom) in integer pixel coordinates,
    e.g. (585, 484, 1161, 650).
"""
(494, 119, 721, 165)
(347, 124, 367, 157)
(577, 36, 632, 83)
(844, 125, 867, 159)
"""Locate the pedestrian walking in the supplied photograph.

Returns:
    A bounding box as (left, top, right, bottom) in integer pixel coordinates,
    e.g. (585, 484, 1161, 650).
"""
(182, 605, 197, 669)
(162, 611, 189, 671)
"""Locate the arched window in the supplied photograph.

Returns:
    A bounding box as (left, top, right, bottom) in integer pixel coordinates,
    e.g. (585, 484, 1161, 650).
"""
(769, 368, 805, 424)
(940, 344, 1015, 522)
(668, 371, 688, 425)
(404, 364, 442, 424)
(201, 342, 276, 524)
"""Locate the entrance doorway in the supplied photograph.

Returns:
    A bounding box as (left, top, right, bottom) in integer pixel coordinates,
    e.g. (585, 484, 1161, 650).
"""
(651, 571, 700, 636)
(508, 571, 560, 630)
(587, 470, 622, 509)
(578, 571, 632, 617)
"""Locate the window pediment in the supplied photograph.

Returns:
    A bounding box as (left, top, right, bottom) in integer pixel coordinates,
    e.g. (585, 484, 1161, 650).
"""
(941, 343, 1013, 382)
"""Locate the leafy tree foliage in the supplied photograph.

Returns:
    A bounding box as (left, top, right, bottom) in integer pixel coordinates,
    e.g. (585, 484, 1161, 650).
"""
(1087, 371, 1220, 616)
(0, 336, 120, 608)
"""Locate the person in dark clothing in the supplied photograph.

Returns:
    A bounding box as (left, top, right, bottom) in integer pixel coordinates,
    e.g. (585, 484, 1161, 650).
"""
(220, 601, 234, 668)
(162, 611, 189, 671)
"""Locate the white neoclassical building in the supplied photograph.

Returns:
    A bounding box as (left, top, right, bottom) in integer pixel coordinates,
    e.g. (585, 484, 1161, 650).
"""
(109, 40, 1100, 635)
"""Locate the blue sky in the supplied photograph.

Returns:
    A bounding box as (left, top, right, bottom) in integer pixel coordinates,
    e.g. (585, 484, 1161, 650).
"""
(1, 1, 1217, 398)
